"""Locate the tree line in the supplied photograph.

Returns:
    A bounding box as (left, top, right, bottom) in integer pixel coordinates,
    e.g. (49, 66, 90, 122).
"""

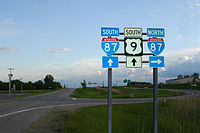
(0, 74, 62, 90)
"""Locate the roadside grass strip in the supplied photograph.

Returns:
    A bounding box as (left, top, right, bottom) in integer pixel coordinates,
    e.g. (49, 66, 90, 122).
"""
(71, 87, 185, 99)
(49, 97, 200, 133)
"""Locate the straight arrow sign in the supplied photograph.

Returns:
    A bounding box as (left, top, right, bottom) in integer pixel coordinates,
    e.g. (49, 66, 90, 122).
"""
(108, 59, 113, 66)
(126, 56, 142, 68)
(102, 56, 118, 68)
(132, 58, 137, 66)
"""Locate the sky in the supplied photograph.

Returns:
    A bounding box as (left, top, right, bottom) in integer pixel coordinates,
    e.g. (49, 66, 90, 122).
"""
(0, 0, 200, 88)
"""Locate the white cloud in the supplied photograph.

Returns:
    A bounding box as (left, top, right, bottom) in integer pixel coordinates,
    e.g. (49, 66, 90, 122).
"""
(194, 3, 200, 7)
(150, 13, 156, 17)
(0, 18, 15, 25)
(192, 13, 196, 16)
(175, 35, 183, 40)
(0, 46, 14, 51)
(45, 48, 70, 53)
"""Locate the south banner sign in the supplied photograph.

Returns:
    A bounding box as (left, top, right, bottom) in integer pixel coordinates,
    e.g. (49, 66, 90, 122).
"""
(101, 37, 119, 55)
(148, 38, 165, 55)
(101, 27, 119, 36)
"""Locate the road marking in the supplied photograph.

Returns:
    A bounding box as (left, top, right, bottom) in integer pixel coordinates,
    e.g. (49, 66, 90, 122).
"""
(0, 103, 104, 118)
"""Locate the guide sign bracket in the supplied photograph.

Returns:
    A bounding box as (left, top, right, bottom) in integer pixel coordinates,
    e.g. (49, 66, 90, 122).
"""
(119, 32, 147, 35)
(113, 53, 154, 56)
(119, 61, 149, 64)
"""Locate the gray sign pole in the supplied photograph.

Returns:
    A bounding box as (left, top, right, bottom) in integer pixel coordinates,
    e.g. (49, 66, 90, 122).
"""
(108, 68, 112, 133)
(153, 67, 158, 133)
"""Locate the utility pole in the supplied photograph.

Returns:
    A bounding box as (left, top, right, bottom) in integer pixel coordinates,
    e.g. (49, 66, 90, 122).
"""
(153, 68, 158, 133)
(20, 78, 23, 93)
(8, 68, 14, 98)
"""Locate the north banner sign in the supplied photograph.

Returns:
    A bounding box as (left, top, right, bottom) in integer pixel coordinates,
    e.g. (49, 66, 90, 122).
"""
(101, 27, 119, 36)
(149, 56, 164, 67)
(148, 38, 165, 55)
(101, 37, 119, 55)
(102, 56, 119, 68)
(124, 28, 142, 37)
(147, 28, 165, 37)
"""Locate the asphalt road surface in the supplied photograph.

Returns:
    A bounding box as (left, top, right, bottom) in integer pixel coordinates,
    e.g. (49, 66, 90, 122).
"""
(0, 88, 199, 133)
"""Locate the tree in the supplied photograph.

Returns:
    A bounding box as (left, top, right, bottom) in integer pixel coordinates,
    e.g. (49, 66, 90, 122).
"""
(192, 73, 199, 78)
(81, 80, 87, 88)
(44, 74, 54, 89)
(177, 74, 183, 79)
(184, 75, 190, 78)
(34, 80, 44, 90)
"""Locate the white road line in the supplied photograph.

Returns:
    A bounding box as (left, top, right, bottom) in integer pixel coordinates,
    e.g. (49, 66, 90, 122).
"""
(0, 103, 103, 118)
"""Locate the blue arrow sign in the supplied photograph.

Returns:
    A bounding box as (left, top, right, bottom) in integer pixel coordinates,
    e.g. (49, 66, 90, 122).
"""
(147, 28, 165, 37)
(102, 56, 118, 68)
(101, 41, 119, 55)
(101, 27, 119, 36)
(149, 56, 164, 67)
(148, 38, 165, 55)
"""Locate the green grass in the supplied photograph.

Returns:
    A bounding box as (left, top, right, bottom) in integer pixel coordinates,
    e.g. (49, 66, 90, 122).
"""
(55, 98, 200, 133)
(71, 87, 185, 99)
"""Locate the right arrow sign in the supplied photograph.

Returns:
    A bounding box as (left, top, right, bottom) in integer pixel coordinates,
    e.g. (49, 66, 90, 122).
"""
(149, 56, 164, 67)
(126, 56, 142, 68)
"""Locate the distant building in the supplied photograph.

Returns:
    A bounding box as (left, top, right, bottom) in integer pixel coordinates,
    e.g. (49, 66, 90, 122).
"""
(166, 77, 200, 84)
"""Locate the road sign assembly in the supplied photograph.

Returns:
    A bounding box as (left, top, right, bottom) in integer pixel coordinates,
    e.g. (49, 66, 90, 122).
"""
(101, 37, 119, 55)
(126, 56, 142, 68)
(148, 38, 165, 55)
(102, 56, 119, 68)
(147, 28, 165, 37)
(100, 27, 165, 133)
(124, 28, 142, 37)
(124, 38, 143, 56)
(101, 27, 119, 36)
(149, 56, 164, 67)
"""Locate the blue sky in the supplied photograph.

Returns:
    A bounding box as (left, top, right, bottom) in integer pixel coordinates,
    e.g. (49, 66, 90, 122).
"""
(0, 0, 200, 87)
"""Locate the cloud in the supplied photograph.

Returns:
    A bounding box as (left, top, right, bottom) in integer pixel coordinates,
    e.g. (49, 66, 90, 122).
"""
(192, 13, 196, 16)
(0, 18, 15, 25)
(45, 48, 70, 53)
(150, 13, 156, 17)
(0, 46, 14, 51)
(160, 48, 200, 78)
(175, 35, 183, 40)
(194, 3, 200, 7)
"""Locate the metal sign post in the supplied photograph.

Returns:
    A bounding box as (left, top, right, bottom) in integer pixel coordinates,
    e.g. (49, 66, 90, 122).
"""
(153, 67, 158, 133)
(107, 68, 112, 133)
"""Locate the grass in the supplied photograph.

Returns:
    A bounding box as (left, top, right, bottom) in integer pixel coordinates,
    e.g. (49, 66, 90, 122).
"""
(49, 97, 200, 133)
(71, 87, 185, 99)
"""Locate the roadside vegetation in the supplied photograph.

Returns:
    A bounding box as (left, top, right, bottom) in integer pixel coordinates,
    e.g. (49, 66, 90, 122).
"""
(46, 97, 200, 133)
(71, 87, 185, 99)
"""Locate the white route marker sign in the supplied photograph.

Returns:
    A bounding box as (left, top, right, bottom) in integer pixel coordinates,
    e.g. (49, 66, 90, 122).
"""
(126, 56, 142, 68)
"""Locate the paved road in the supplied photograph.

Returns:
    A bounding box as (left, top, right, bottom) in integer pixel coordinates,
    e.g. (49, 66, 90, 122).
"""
(0, 88, 198, 133)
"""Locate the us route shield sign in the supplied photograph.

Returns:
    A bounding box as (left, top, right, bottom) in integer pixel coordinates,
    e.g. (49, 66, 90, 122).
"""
(124, 38, 143, 56)
(101, 37, 119, 55)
